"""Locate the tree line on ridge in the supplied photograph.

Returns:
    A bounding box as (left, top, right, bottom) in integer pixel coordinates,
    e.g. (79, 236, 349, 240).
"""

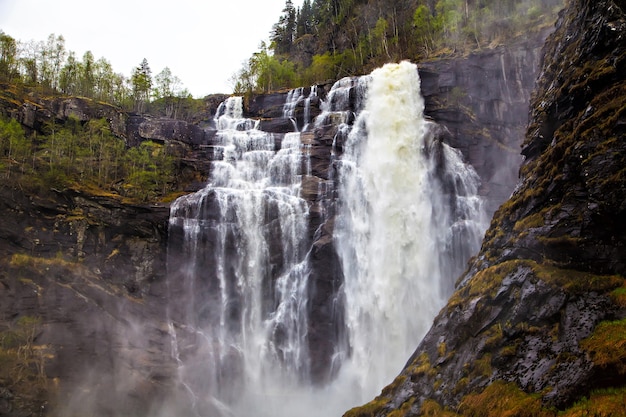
(231, 0, 564, 93)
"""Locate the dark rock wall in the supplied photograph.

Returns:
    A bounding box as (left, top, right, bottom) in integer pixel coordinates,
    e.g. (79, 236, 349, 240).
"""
(344, 0, 626, 415)
(420, 32, 550, 214)
(0, 185, 175, 416)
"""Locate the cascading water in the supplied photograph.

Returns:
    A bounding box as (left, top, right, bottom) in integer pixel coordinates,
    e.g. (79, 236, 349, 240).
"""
(167, 96, 313, 416)
(166, 61, 486, 417)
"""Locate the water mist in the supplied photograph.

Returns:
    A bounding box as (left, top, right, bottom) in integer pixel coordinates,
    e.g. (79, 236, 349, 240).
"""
(166, 61, 486, 417)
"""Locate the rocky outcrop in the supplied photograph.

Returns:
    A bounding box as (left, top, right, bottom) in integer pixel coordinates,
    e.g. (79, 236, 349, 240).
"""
(125, 113, 214, 147)
(419, 32, 550, 214)
(344, 0, 626, 415)
(0, 183, 176, 416)
(0, 87, 224, 150)
(0, 90, 127, 137)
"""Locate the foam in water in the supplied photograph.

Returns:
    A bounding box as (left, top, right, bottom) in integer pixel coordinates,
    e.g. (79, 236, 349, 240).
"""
(166, 62, 486, 417)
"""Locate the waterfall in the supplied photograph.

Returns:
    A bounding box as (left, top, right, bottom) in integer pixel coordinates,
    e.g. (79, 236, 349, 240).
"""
(283, 86, 319, 131)
(332, 61, 486, 403)
(166, 62, 486, 417)
(167, 96, 312, 416)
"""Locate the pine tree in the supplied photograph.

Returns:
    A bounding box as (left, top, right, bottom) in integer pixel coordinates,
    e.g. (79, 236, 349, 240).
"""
(271, 0, 297, 55)
(131, 58, 152, 113)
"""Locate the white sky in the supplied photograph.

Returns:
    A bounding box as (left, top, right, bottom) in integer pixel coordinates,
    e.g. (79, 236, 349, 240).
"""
(0, 0, 300, 97)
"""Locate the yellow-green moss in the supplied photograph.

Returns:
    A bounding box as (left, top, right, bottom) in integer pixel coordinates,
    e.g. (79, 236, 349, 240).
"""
(433, 377, 444, 391)
(457, 381, 552, 417)
(469, 354, 493, 380)
(531, 262, 624, 295)
(343, 397, 390, 417)
(419, 399, 457, 416)
(437, 342, 447, 358)
(411, 382, 626, 416)
(536, 235, 585, 251)
(499, 344, 518, 358)
(610, 286, 626, 308)
(559, 387, 626, 417)
(448, 260, 530, 309)
(483, 323, 504, 350)
(9, 253, 33, 268)
(513, 321, 543, 335)
(407, 352, 436, 378)
(453, 377, 470, 395)
(579, 318, 626, 374)
(388, 398, 416, 417)
(10, 252, 78, 271)
(513, 208, 549, 233)
(382, 375, 408, 397)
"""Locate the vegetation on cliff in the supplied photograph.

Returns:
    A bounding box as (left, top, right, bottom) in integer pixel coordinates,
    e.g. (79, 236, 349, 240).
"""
(0, 31, 198, 114)
(231, 0, 564, 93)
(0, 111, 176, 202)
(0, 315, 49, 416)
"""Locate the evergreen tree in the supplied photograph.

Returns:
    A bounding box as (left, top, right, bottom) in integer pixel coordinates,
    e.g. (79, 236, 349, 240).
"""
(131, 58, 152, 113)
(271, 0, 297, 55)
(296, 0, 314, 37)
(80, 51, 95, 97)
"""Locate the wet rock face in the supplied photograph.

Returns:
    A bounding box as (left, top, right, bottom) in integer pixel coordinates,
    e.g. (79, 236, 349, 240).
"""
(296, 39, 548, 383)
(344, 0, 626, 415)
(126, 114, 211, 147)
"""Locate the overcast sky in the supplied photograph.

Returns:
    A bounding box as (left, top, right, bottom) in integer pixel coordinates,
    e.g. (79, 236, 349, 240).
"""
(0, 0, 300, 97)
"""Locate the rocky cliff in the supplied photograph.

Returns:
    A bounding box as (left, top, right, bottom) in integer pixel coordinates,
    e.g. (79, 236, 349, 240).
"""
(345, 0, 626, 415)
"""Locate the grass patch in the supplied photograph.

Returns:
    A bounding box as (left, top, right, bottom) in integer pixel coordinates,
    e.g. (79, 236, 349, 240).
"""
(560, 387, 626, 417)
(458, 381, 552, 417)
(531, 263, 624, 295)
(580, 318, 626, 374)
